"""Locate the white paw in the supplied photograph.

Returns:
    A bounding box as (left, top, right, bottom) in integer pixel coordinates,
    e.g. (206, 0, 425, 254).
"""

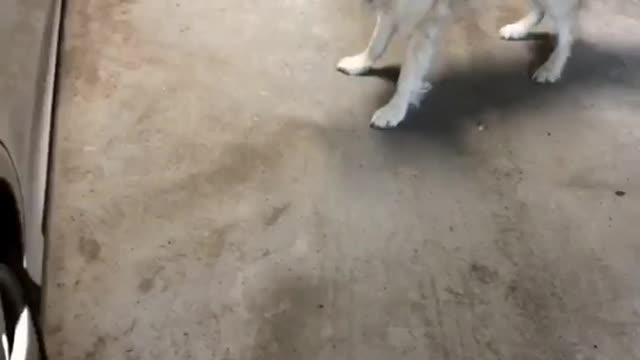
(532, 63, 561, 83)
(337, 54, 372, 76)
(499, 23, 528, 40)
(369, 103, 407, 129)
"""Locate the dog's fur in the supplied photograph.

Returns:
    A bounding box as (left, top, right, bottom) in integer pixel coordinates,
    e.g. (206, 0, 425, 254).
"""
(338, 0, 581, 128)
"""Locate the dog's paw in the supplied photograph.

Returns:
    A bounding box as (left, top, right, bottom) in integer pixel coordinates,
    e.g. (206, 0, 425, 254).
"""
(532, 63, 561, 83)
(499, 23, 528, 40)
(337, 54, 372, 76)
(369, 104, 406, 129)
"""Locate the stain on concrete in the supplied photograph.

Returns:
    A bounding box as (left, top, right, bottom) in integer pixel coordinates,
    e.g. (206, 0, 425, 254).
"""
(136, 266, 164, 294)
(264, 203, 291, 227)
(470, 263, 499, 285)
(136, 277, 154, 294)
(429, 277, 452, 360)
(122, 319, 137, 336)
(204, 223, 235, 259)
(63, 0, 137, 98)
(247, 275, 332, 360)
(78, 235, 101, 262)
(84, 335, 107, 360)
(46, 323, 63, 337)
(504, 267, 576, 360)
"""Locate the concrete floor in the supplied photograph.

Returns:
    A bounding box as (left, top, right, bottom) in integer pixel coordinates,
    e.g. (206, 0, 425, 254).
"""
(44, 0, 640, 359)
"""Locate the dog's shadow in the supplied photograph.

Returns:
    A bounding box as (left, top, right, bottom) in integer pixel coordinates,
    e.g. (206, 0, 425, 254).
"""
(364, 33, 640, 144)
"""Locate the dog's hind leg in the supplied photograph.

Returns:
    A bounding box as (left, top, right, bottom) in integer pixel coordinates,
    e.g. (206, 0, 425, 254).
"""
(369, 16, 443, 129)
(499, 0, 545, 40)
(337, 12, 396, 75)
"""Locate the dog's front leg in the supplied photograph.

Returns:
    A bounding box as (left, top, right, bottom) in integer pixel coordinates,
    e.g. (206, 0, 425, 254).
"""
(532, 11, 576, 83)
(370, 24, 439, 129)
(499, 0, 545, 40)
(337, 12, 396, 75)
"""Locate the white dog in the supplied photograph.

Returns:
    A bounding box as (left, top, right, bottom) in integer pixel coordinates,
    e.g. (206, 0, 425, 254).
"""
(338, 0, 581, 129)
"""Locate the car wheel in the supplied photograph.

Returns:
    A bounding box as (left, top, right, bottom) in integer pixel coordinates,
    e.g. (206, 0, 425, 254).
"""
(0, 264, 46, 360)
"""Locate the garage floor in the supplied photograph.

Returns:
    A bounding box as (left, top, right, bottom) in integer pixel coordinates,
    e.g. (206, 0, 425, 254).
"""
(44, 0, 640, 359)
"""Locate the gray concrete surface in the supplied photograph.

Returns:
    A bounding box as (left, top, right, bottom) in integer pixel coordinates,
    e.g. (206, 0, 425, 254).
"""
(44, 0, 640, 359)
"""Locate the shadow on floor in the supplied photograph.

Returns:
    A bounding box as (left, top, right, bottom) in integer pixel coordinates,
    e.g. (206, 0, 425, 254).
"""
(364, 35, 640, 149)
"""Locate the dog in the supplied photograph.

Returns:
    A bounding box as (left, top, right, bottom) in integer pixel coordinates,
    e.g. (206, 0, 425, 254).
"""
(337, 0, 581, 129)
